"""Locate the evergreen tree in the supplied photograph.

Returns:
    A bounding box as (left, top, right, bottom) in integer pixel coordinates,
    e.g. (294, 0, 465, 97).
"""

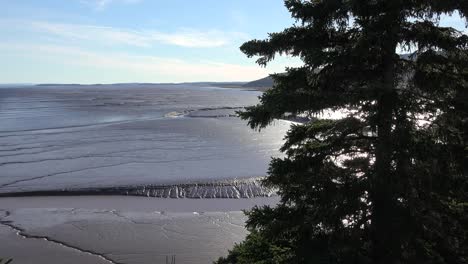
(217, 1, 467, 263)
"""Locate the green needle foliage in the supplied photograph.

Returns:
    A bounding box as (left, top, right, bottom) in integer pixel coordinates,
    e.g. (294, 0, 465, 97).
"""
(217, 1, 467, 263)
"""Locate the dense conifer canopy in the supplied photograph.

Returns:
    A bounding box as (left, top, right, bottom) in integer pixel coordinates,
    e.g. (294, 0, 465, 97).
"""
(217, 0, 467, 263)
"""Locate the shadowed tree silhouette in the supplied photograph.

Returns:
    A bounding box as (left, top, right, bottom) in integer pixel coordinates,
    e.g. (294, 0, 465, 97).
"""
(217, 0, 467, 263)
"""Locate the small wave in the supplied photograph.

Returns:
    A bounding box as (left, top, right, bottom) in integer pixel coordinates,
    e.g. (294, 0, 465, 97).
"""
(163, 111, 187, 118)
(0, 177, 277, 199)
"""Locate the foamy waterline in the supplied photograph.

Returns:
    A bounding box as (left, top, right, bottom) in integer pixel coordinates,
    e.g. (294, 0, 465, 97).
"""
(0, 177, 277, 199)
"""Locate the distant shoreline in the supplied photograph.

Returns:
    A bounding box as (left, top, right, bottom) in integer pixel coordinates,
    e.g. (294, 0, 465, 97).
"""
(0, 83, 272, 92)
(34, 81, 247, 87)
(0, 76, 274, 91)
(33, 82, 272, 91)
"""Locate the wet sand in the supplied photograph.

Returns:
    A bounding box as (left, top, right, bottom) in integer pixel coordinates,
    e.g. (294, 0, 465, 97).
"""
(0, 85, 284, 263)
(0, 196, 278, 264)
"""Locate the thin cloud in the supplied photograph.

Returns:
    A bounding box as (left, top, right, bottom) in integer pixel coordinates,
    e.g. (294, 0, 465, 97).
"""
(32, 21, 151, 47)
(80, 0, 143, 10)
(0, 43, 268, 82)
(30, 21, 248, 48)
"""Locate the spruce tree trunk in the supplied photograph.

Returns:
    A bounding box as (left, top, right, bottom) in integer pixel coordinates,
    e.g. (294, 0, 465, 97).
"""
(372, 47, 399, 264)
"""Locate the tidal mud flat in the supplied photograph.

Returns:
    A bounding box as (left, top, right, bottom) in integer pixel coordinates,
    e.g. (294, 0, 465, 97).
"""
(0, 196, 279, 264)
(0, 84, 289, 196)
(0, 84, 286, 263)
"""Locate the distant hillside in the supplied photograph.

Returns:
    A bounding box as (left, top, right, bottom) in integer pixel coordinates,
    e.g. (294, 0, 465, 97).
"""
(35, 82, 247, 88)
(242, 76, 274, 90)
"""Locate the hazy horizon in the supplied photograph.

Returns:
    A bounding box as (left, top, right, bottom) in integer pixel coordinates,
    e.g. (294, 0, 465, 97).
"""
(0, 80, 249, 86)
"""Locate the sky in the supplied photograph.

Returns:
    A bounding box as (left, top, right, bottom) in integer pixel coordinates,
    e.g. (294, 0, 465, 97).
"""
(0, 1, 466, 84)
